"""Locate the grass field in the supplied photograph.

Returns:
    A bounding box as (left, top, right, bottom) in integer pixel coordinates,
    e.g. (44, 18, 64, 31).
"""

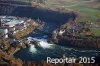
(91, 28, 100, 36)
(45, 0, 100, 22)
(62, 4, 100, 22)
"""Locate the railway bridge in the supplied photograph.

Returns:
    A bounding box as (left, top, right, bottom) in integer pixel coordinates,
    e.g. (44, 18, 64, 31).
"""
(0, 0, 45, 15)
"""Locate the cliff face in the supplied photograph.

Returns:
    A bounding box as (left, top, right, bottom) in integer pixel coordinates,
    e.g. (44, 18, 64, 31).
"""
(48, 21, 100, 49)
(49, 34, 100, 49)
(0, 16, 40, 66)
(0, 39, 22, 66)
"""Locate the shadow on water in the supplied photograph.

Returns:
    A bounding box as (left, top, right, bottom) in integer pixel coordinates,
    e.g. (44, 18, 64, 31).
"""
(0, 1, 77, 31)
(1, 4, 85, 62)
(1, 5, 77, 32)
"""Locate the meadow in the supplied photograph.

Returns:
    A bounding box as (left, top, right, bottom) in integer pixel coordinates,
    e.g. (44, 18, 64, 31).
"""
(45, 0, 100, 36)
(45, 0, 100, 22)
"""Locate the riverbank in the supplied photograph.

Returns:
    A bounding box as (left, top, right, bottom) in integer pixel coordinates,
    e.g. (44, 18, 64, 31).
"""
(0, 16, 41, 66)
(0, 3, 78, 65)
(48, 20, 100, 49)
(0, 1, 100, 66)
(13, 19, 39, 39)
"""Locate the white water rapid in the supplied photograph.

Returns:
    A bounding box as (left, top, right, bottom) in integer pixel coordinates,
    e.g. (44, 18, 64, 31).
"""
(27, 37, 53, 53)
(29, 44, 37, 53)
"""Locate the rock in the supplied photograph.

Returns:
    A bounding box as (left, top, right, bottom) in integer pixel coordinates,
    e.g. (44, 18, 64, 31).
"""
(48, 21, 100, 49)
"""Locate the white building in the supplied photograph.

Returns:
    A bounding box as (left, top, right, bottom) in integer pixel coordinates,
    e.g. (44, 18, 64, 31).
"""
(5, 19, 25, 27)
(59, 30, 65, 35)
(0, 16, 27, 38)
(0, 28, 8, 38)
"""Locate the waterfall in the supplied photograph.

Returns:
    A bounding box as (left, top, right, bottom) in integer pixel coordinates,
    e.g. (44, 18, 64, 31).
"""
(38, 39, 53, 49)
(28, 37, 53, 53)
(29, 44, 37, 53)
(32, 38, 53, 49)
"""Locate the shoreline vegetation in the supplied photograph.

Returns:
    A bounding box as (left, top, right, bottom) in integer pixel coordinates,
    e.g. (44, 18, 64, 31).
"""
(48, 19, 100, 49)
(0, 16, 42, 66)
(13, 19, 39, 39)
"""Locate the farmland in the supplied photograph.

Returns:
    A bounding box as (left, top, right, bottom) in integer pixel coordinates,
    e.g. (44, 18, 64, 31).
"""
(45, 0, 100, 22)
(91, 28, 100, 36)
(44, 0, 100, 36)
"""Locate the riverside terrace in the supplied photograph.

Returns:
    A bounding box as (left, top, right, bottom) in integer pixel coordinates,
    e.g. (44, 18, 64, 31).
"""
(0, 16, 34, 38)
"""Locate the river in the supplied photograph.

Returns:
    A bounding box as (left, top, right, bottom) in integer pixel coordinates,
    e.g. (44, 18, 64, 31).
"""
(1, 4, 100, 62)
(14, 25, 100, 62)
(14, 35, 100, 61)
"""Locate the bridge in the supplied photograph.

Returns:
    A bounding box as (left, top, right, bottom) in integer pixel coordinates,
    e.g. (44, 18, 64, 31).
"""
(0, 1, 35, 15)
(0, 0, 45, 5)
(0, 0, 33, 7)
(0, 2, 32, 7)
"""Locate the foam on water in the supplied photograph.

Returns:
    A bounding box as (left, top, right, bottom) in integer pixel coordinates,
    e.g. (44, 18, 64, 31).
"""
(29, 44, 37, 53)
(27, 37, 100, 56)
(32, 38, 53, 49)
(28, 37, 53, 53)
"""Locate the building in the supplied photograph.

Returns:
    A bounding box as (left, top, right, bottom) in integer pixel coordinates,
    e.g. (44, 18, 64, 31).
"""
(0, 28, 8, 38)
(0, 18, 1, 27)
(0, 16, 28, 38)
